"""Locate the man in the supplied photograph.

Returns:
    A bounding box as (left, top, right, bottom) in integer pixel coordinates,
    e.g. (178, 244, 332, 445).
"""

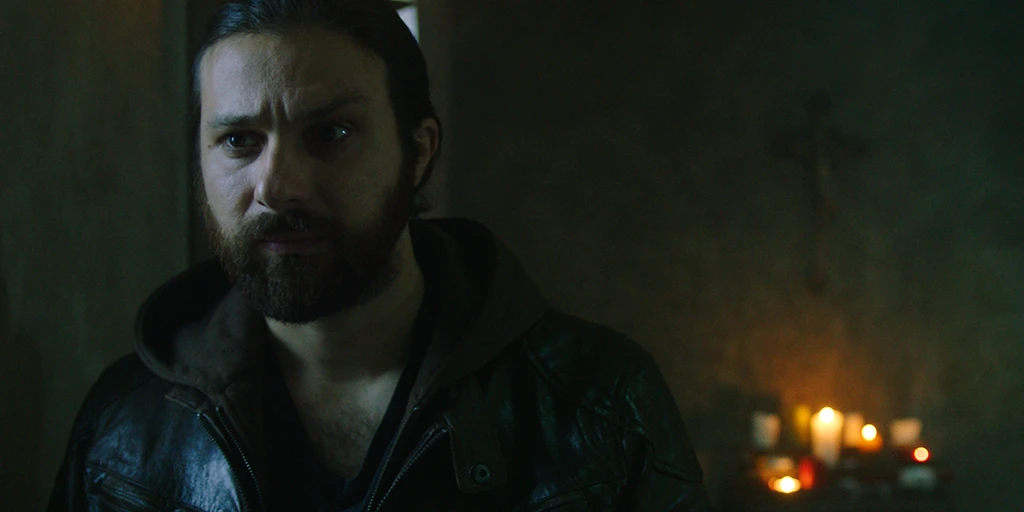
(48, 1, 715, 510)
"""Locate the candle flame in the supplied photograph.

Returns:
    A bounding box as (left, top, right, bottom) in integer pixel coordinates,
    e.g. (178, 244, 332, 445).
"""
(862, 424, 878, 441)
(913, 447, 930, 462)
(769, 476, 802, 494)
(818, 407, 835, 423)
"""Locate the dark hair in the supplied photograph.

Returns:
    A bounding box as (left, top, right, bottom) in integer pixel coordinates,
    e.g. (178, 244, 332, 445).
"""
(192, 0, 441, 212)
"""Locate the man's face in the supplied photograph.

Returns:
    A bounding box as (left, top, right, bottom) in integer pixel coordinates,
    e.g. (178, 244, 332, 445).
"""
(197, 28, 415, 323)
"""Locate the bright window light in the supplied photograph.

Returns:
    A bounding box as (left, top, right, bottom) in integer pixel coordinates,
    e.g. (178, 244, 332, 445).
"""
(397, 5, 419, 41)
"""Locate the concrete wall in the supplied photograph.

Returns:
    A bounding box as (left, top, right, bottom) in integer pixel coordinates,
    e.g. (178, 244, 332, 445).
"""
(440, 0, 1023, 509)
(0, 1, 189, 508)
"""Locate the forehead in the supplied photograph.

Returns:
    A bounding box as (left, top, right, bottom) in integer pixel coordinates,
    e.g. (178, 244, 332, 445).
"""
(198, 27, 389, 116)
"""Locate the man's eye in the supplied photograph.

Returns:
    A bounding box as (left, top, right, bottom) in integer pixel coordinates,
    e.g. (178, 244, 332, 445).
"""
(315, 125, 350, 143)
(224, 133, 259, 150)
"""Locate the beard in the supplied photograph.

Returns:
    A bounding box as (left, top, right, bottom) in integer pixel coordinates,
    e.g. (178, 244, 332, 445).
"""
(198, 166, 416, 324)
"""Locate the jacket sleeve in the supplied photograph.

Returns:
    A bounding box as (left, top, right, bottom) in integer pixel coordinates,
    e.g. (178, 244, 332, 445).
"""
(618, 354, 717, 512)
(47, 426, 92, 512)
(47, 354, 148, 511)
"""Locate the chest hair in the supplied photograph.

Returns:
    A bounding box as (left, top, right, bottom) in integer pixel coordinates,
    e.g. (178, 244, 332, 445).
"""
(288, 377, 400, 479)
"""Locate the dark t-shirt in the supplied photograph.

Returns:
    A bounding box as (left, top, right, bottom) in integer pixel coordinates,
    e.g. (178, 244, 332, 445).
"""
(264, 298, 434, 511)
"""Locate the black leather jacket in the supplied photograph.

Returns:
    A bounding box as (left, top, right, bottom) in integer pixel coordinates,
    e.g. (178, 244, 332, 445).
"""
(48, 219, 715, 511)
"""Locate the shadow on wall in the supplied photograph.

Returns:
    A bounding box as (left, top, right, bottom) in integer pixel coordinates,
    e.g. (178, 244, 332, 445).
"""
(0, 261, 46, 509)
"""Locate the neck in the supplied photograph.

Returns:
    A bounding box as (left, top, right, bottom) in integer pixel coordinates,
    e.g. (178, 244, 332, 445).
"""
(267, 229, 425, 386)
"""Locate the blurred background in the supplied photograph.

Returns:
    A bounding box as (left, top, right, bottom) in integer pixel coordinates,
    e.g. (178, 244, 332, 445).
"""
(1, 0, 1021, 510)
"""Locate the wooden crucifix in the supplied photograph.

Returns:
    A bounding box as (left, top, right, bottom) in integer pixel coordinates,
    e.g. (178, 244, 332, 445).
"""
(769, 94, 867, 294)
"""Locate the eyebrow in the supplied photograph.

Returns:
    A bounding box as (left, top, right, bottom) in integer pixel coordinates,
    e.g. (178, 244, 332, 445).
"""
(206, 93, 373, 130)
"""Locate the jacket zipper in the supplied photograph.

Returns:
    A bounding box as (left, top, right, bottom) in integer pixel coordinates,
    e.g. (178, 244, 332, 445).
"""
(197, 406, 266, 512)
(367, 426, 449, 512)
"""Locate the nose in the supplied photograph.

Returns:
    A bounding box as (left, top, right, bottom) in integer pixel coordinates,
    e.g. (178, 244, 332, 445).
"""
(252, 138, 315, 212)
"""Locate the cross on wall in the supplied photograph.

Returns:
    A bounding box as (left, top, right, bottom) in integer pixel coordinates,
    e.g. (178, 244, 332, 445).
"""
(769, 94, 868, 294)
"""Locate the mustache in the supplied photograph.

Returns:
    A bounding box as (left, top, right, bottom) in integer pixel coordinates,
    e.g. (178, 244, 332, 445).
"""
(239, 210, 334, 241)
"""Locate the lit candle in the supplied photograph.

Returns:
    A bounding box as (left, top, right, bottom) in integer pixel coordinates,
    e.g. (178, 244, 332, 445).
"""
(913, 447, 930, 463)
(810, 407, 844, 468)
(859, 423, 883, 452)
(769, 476, 802, 494)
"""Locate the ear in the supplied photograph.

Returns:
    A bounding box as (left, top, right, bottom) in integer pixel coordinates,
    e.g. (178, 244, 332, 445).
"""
(411, 118, 440, 188)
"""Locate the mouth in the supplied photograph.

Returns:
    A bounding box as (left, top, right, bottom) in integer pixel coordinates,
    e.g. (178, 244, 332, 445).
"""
(259, 232, 327, 255)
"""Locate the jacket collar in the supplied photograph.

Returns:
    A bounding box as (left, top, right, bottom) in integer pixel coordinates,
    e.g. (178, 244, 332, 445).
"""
(133, 217, 549, 491)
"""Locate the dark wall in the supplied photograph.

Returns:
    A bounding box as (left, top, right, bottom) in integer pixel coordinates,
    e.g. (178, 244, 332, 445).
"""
(440, 0, 1024, 508)
(0, 1, 189, 508)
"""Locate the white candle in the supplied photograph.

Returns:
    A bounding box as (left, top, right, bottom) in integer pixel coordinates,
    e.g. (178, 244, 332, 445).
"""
(810, 407, 844, 468)
(890, 418, 922, 447)
(843, 412, 864, 447)
(751, 412, 781, 451)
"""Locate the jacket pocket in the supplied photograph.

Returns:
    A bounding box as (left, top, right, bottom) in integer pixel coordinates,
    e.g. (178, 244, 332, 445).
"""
(526, 478, 622, 512)
(92, 471, 198, 512)
(528, 491, 590, 511)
